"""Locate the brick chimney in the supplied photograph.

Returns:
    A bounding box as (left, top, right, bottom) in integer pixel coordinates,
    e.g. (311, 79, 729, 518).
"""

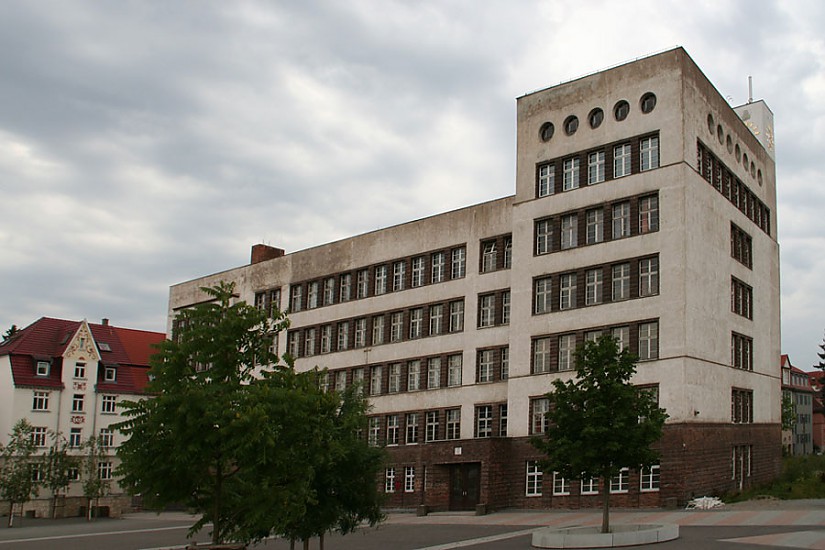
(251, 244, 285, 265)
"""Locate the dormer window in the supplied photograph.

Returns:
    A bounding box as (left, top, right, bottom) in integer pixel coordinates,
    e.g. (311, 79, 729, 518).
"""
(104, 366, 117, 382)
(36, 361, 50, 377)
(98, 342, 111, 352)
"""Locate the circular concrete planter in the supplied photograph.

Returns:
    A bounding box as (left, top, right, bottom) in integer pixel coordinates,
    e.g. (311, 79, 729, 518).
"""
(532, 524, 679, 548)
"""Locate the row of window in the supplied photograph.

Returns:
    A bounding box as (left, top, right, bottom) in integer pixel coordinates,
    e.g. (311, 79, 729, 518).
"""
(384, 466, 416, 493)
(534, 193, 658, 255)
(369, 408, 461, 446)
(33, 360, 118, 382)
(525, 463, 660, 497)
(538, 94, 657, 143)
(536, 133, 659, 198)
(32, 392, 118, 414)
(731, 223, 753, 269)
(286, 299, 466, 357)
(697, 141, 771, 235)
(286, 246, 468, 313)
(30, 426, 115, 449)
(533, 255, 658, 314)
(532, 320, 659, 375)
(707, 113, 764, 185)
(30, 461, 114, 483)
(479, 234, 513, 274)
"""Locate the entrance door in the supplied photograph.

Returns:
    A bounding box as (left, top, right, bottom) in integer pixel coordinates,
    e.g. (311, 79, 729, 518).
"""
(449, 463, 481, 511)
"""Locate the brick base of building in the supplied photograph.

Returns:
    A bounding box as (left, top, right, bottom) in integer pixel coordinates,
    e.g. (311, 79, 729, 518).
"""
(381, 422, 781, 512)
(0, 494, 136, 519)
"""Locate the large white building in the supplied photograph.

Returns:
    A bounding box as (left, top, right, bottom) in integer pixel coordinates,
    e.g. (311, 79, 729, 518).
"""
(169, 48, 780, 510)
(0, 317, 165, 517)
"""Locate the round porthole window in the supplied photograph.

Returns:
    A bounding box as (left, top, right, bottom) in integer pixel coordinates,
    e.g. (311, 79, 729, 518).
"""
(539, 122, 555, 142)
(707, 113, 715, 134)
(757, 169, 763, 186)
(614, 100, 630, 121)
(564, 115, 579, 135)
(726, 135, 733, 153)
(640, 92, 657, 113)
(735, 144, 741, 162)
(717, 124, 724, 144)
(589, 108, 604, 129)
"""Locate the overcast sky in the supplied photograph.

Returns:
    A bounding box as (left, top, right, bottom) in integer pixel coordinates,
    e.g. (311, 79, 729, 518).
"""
(1, 1, 823, 370)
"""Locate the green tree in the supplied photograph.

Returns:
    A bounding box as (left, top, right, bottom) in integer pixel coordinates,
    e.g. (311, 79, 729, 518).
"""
(42, 431, 77, 518)
(782, 391, 798, 431)
(531, 335, 668, 534)
(81, 436, 109, 521)
(0, 419, 38, 527)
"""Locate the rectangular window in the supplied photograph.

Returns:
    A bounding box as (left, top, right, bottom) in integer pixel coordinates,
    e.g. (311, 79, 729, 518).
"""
(72, 394, 84, 413)
(427, 357, 441, 389)
(586, 208, 603, 244)
(74, 362, 86, 379)
(502, 291, 511, 325)
(409, 308, 423, 339)
(304, 328, 317, 356)
(354, 318, 367, 348)
(481, 240, 497, 273)
(476, 405, 493, 438)
(101, 395, 117, 413)
(353, 368, 365, 394)
(36, 361, 50, 376)
(431, 252, 446, 283)
(501, 347, 510, 380)
(640, 136, 660, 171)
(561, 214, 578, 249)
(639, 257, 659, 296)
(538, 163, 555, 197)
(337, 322, 349, 351)
(69, 428, 82, 448)
(614, 143, 631, 177)
(585, 268, 603, 306)
(449, 300, 464, 332)
(357, 269, 369, 299)
(320, 372, 330, 393)
(612, 202, 631, 238)
(429, 304, 443, 336)
(320, 325, 332, 353)
(406, 413, 419, 444)
(612, 263, 630, 301)
(451, 247, 466, 279)
(374, 265, 388, 295)
(526, 461, 543, 496)
(585, 330, 602, 343)
(368, 417, 380, 446)
(534, 277, 552, 314)
(99, 428, 114, 449)
(393, 261, 406, 291)
(370, 366, 383, 396)
(98, 461, 113, 481)
(610, 468, 630, 493)
(638, 322, 659, 361)
(307, 281, 319, 309)
(31, 426, 47, 447)
(335, 370, 347, 392)
(553, 472, 571, 496)
(504, 237, 513, 269)
(732, 388, 754, 423)
(612, 326, 629, 351)
(411, 256, 425, 287)
(558, 334, 576, 371)
(533, 337, 551, 374)
(499, 403, 508, 436)
(732, 277, 753, 320)
(563, 157, 580, 190)
(640, 464, 660, 492)
(408, 360, 421, 391)
(446, 408, 461, 440)
(31, 463, 44, 483)
(323, 278, 335, 306)
(32, 391, 49, 411)
(477, 349, 495, 383)
(388, 363, 402, 393)
(581, 477, 599, 495)
(340, 273, 352, 302)
(535, 219, 553, 255)
(425, 411, 439, 442)
(386, 415, 399, 445)
(731, 224, 753, 269)
(372, 315, 385, 345)
(390, 312, 404, 342)
(731, 332, 754, 370)
(404, 466, 415, 493)
(531, 398, 549, 434)
(588, 150, 605, 184)
(479, 294, 495, 328)
(639, 195, 659, 234)
(559, 273, 577, 310)
(448, 355, 462, 387)
(385, 468, 396, 492)
(104, 366, 117, 382)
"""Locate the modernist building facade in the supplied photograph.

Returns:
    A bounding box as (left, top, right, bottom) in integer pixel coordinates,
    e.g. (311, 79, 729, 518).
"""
(169, 48, 781, 510)
(0, 317, 165, 517)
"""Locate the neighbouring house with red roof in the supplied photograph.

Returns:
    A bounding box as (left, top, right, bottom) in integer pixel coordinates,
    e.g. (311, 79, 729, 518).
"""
(780, 355, 815, 456)
(807, 370, 825, 453)
(0, 317, 165, 518)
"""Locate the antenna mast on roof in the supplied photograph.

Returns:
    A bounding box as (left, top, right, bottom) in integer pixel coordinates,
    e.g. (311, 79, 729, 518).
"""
(748, 76, 753, 103)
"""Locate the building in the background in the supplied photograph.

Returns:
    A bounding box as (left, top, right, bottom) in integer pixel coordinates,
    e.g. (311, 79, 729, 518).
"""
(781, 355, 814, 455)
(0, 317, 165, 517)
(169, 47, 781, 510)
(808, 371, 825, 453)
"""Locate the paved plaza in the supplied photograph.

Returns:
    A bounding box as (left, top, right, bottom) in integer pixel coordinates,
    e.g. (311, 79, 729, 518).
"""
(1, 500, 825, 549)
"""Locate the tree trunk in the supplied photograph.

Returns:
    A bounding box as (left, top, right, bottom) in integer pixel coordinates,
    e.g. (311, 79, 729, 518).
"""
(601, 477, 610, 534)
(7, 502, 14, 528)
(87, 498, 93, 521)
(289, 538, 295, 550)
(302, 538, 310, 550)
(320, 532, 325, 550)
(212, 465, 223, 546)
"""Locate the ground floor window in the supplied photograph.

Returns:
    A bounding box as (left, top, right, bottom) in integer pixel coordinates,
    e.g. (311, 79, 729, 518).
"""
(526, 461, 543, 496)
(610, 467, 629, 493)
(640, 464, 660, 491)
